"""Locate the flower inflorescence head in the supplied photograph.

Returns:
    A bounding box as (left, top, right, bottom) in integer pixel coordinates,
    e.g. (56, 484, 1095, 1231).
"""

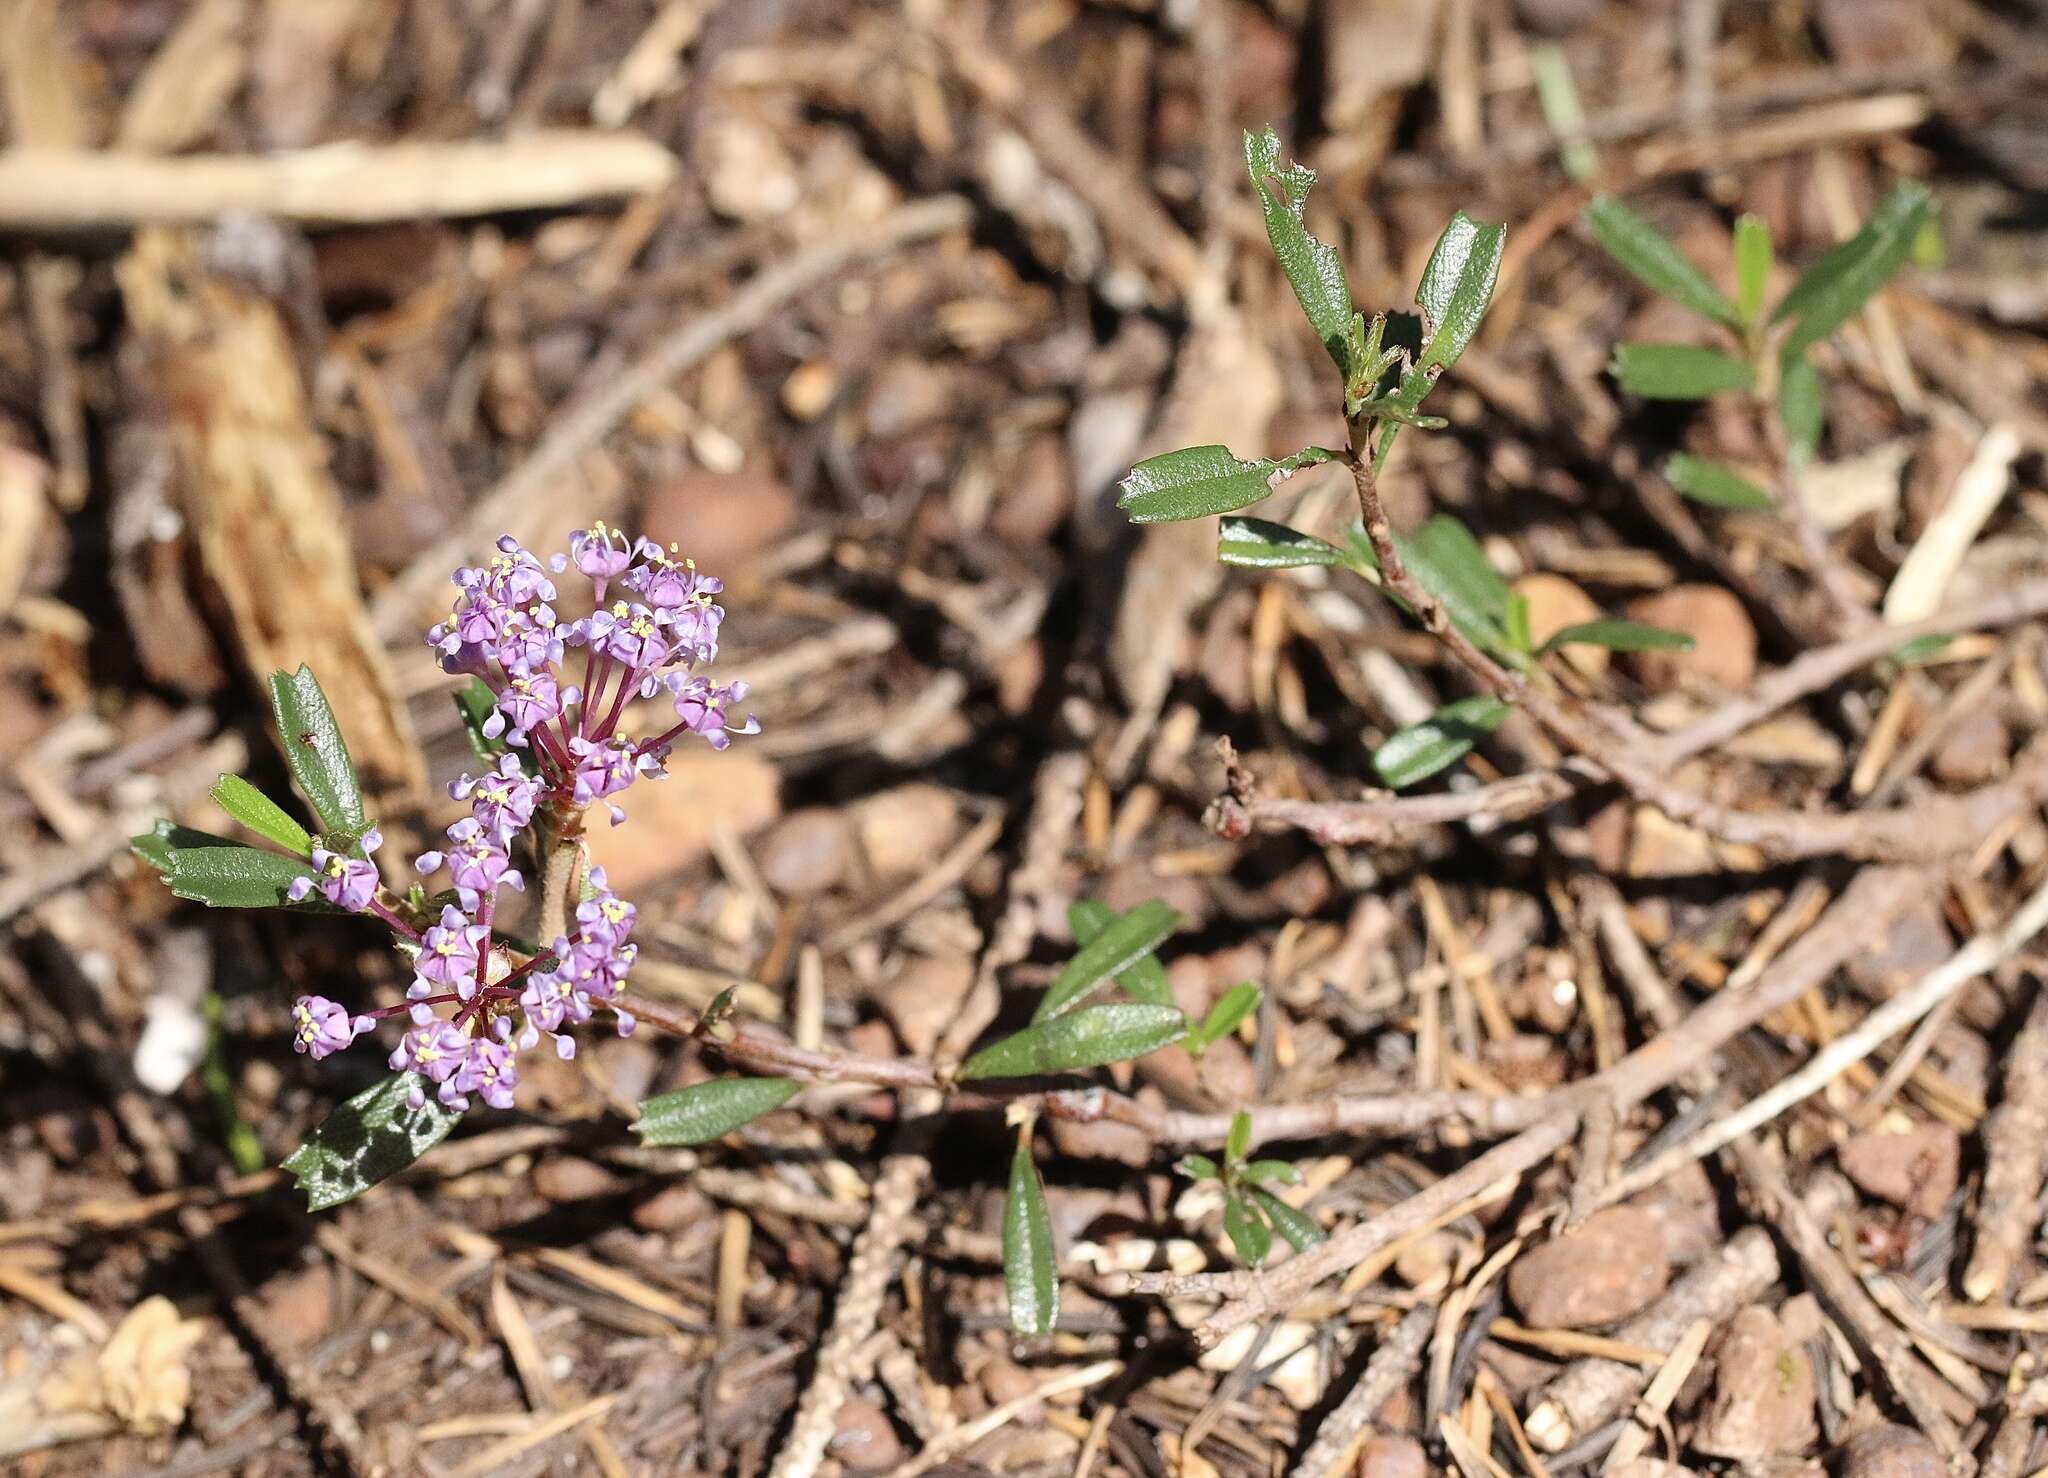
(289, 527, 757, 1113)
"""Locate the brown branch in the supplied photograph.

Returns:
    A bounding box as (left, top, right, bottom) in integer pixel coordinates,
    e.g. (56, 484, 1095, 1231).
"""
(1963, 980, 2048, 1302)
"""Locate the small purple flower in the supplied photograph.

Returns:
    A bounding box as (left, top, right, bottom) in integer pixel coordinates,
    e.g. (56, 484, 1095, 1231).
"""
(390, 1020, 471, 1108)
(666, 677, 758, 752)
(496, 604, 564, 674)
(488, 669, 563, 745)
(453, 754, 541, 840)
(442, 818, 525, 912)
(569, 521, 634, 598)
(483, 536, 556, 607)
(519, 966, 591, 1038)
(586, 601, 670, 670)
(417, 904, 491, 996)
(663, 593, 724, 665)
(575, 873, 637, 949)
(452, 1029, 520, 1110)
(626, 542, 709, 610)
(288, 827, 385, 911)
(291, 995, 374, 1060)
(568, 736, 656, 817)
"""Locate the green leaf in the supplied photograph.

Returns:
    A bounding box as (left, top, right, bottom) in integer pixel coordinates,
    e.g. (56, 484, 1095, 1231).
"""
(1611, 343, 1754, 400)
(1778, 356, 1824, 470)
(1663, 453, 1774, 512)
(209, 774, 312, 856)
(1226, 1108, 1254, 1166)
(1402, 515, 1514, 651)
(281, 1073, 463, 1212)
(1066, 900, 1174, 1010)
(959, 1003, 1188, 1081)
(1223, 1192, 1273, 1267)
(132, 821, 326, 909)
(1217, 516, 1350, 570)
(1415, 211, 1506, 375)
(1250, 1187, 1328, 1253)
(1585, 196, 1740, 327)
(454, 678, 512, 768)
(1119, 445, 1332, 525)
(1371, 695, 1512, 789)
(1539, 619, 1695, 654)
(269, 665, 367, 840)
(1244, 1159, 1302, 1186)
(632, 1077, 802, 1146)
(1176, 1153, 1221, 1180)
(1036, 899, 1183, 1022)
(1189, 981, 1262, 1056)
(1003, 1141, 1059, 1336)
(1245, 129, 1361, 383)
(1505, 592, 1533, 656)
(1891, 634, 1954, 668)
(1733, 214, 1772, 327)
(1773, 180, 1933, 361)
(1531, 44, 1597, 184)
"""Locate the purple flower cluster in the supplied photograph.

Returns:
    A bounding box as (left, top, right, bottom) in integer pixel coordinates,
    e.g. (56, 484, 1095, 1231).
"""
(284, 526, 751, 1113)
(426, 524, 758, 824)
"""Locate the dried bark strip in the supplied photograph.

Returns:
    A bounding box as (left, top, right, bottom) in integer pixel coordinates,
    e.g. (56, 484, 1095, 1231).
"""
(1964, 981, 2048, 1301)
(1293, 1305, 1438, 1478)
(1522, 1227, 1779, 1453)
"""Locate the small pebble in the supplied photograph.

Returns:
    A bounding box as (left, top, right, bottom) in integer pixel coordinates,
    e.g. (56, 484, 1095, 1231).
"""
(631, 1182, 713, 1232)
(532, 1156, 623, 1203)
(1835, 1422, 1945, 1478)
(991, 432, 1074, 544)
(1691, 1305, 1818, 1460)
(852, 783, 962, 880)
(1625, 585, 1757, 691)
(1506, 1205, 1670, 1329)
(1838, 1122, 1961, 1220)
(261, 1265, 334, 1350)
(639, 467, 797, 574)
(1930, 706, 2009, 785)
(828, 1397, 905, 1473)
(1356, 1434, 1430, 1478)
(875, 954, 975, 1058)
(757, 807, 852, 896)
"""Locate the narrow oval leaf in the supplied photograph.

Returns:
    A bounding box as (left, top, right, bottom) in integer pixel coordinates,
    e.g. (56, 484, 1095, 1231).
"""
(1066, 899, 1173, 1010)
(1250, 1187, 1328, 1253)
(1402, 514, 1513, 651)
(1531, 44, 1597, 184)
(633, 1077, 802, 1146)
(1415, 211, 1506, 373)
(1036, 899, 1183, 1021)
(959, 1003, 1188, 1081)
(1774, 180, 1932, 361)
(1223, 1192, 1273, 1268)
(132, 821, 326, 909)
(1244, 1159, 1302, 1187)
(1245, 129, 1359, 382)
(1176, 1153, 1221, 1181)
(1371, 695, 1512, 790)
(281, 1073, 463, 1211)
(1539, 619, 1695, 654)
(1611, 343, 1753, 400)
(210, 774, 313, 856)
(270, 665, 367, 839)
(1226, 1109, 1254, 1165)
(1778, 356, 1824, 470)
(1119, 445, 1331, 524)
(1733, 214, 1773, 326)
(1585, 196, 1739, 326)
(1193, 981, 1262, 1051)
(1664, 453, 1774, 512)
(1004, 1142, 1059, 1336)
(1218, 517, 1349, 570)
(1890, 634, 1954, 668)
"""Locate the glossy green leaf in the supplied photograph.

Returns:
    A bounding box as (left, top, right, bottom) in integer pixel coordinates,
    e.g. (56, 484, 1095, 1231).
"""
(1245, 129, 1362, 382)
(281, 1073, 463, 1211)
(454, 678, 514, 768)
(269, 665, 366, 840)
(1891, 634, 1954, 668)
(1250, 1188, 1328, 1253)
(632, 1077, 802, 1146)
(1664, 453, 1774, 512)
(1539, 619, 1695, 654)
(209, 774, 312, 856)
(1226, 1109, 1253, 1166)
(1733, 214, 1773, 327)
(1003, 1141, 1059, 1335)
(1778, 356, 1824, 470)
(1036, 899, 1183, 1022)
(1505, 592, 1533, 656)
(1244, 1159, 1302, 1187)
(1774, 180, 1933, 361)
(1176, 1153, 1221, 1180)
(1223, 1192, 1273, 1267)
(1189, 981, 1261, 1056)
(1402, 515, 1514, 651)
(1585, 196, 1740, 327)
(1371, 695, 1512, 789)
(959, 1002, 1188, 1081)
(132, 821, 326, 909)
(1119, 445, 1332, 525)
(1217, 516, 1350, 570)
(1415, 211, 1506, 374)
(1611, 343, 1754, 400)
(1066, 900, 1174, 1010)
